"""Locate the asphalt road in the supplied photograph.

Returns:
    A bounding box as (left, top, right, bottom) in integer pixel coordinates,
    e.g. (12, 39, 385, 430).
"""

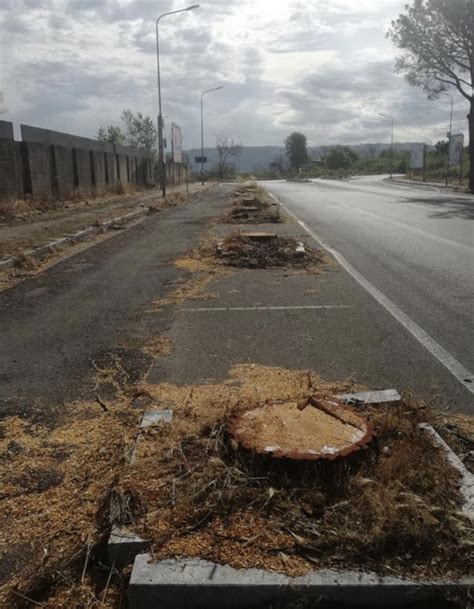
(262, 176, 474, 405)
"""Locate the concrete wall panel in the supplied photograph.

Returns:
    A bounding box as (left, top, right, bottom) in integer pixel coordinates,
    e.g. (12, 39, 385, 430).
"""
(25, 142, 53, 199)
(0, 120, 14, 140)
(117, 154, 128, 184)
(52, 145, 74, 200)
(105, 152, 117, 185)
(0, 138, 22, 199)
(73, 148, 92, 192)
(92, 150, 106, 191)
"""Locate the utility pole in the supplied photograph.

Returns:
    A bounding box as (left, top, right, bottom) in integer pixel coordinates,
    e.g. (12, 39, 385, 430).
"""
(155, 5, 199, 197)
(200, 86, 223, 185)
(441, 92, 454, 187)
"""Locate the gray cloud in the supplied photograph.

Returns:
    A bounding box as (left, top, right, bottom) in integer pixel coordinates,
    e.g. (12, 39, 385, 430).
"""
(0, 0, 469, 148)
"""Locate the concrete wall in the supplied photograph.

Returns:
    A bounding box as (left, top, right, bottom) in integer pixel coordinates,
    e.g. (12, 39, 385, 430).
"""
(0, 122, 155, 201)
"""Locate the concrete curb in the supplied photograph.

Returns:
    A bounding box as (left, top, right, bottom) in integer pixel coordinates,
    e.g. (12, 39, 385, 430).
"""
(0, 208, 149, 272)
(420, 423, 474, 521)
(108, 408, 174, 566)
(385, 177, 473, 196)
(128, 555, 472, 609)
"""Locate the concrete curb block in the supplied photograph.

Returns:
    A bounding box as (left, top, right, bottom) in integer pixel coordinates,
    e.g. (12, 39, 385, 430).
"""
(336, 389, 401, 405)
(108, 408, 174, 566)
(128, 555, 472, 609)
(420, 423, 474, 521)
(0, 208, 148, 272)
(108, 527, 151, 568)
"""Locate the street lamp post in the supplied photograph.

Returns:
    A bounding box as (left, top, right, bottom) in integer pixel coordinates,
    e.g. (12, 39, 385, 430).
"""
(156, 4, 199, 197)
(441, 92, 454, 186)
(379, 113, 394, 179)
(200, 86, 223, 185)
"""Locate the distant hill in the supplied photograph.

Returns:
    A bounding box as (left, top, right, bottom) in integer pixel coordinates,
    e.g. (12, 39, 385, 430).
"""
(187, 142, 426, 173)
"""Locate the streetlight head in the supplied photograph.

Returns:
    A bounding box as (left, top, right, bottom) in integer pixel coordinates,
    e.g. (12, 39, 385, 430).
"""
(186, 4, 199, 10)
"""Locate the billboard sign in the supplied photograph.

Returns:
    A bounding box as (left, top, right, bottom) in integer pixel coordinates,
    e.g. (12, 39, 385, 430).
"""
(449, 133, 464, 166)
(171, 123, 182, 163)
(410, 144, 425, 169)
(194, 156, 207, 163)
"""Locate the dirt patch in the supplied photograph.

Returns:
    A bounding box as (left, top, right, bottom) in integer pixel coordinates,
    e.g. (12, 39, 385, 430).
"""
(142, 335, 173, 357)
(151, 249, 230, 309)
(119, 364, 473, 581)
(216, 233, 325, 269)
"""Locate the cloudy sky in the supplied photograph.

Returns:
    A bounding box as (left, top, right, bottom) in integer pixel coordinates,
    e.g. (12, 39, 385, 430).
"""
(0, 0, 470, 149)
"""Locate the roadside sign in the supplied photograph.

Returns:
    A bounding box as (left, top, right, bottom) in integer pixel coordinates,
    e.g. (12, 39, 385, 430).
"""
(171, 123, 183, 163)
(410, 144, 425, 169)
(194, 156, 207, 163)
(449, 134, 464, 166)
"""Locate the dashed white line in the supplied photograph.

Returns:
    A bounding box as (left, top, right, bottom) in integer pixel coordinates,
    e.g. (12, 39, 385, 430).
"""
(181, 305, 353, 312)
(269, 193, 474, 395)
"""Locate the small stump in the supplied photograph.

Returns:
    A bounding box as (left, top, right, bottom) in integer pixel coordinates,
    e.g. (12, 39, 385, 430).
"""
(228, 396, 373, 460)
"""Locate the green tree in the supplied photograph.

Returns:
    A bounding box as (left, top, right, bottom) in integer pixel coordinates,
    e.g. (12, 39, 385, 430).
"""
(97, 109, 157, 152)
(121, 109, 157, 152)
(388, 0, 474, 193)
(435, 140, 449, 155)
(325, 146, 359, 170)
(97, 124, 126, 145)
(285, 132, 308, 171)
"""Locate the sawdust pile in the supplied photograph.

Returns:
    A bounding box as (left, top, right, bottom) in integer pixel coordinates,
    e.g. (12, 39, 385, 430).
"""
(0, 401, 138, 608)
(119, 365, 473, 580)
(229, 398, 372, 459)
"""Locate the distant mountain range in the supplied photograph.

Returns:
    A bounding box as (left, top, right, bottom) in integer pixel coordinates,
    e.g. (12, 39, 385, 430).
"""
(186, 142, 426, 173)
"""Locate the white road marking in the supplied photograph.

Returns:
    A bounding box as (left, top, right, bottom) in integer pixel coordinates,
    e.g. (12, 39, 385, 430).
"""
(181, 305, 353, 312)
(269, 193, 474, 394)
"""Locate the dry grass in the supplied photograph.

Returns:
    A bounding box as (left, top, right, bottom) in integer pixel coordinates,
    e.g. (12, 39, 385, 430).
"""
(0, 199, 16, 221)
(118, 365, 473, 580)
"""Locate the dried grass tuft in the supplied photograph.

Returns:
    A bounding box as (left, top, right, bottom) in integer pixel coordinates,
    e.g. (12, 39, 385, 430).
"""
(218, 234, 324, 269)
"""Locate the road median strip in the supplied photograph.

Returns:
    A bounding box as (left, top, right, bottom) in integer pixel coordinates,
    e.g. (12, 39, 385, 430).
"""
(0, 208, 148, 272)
